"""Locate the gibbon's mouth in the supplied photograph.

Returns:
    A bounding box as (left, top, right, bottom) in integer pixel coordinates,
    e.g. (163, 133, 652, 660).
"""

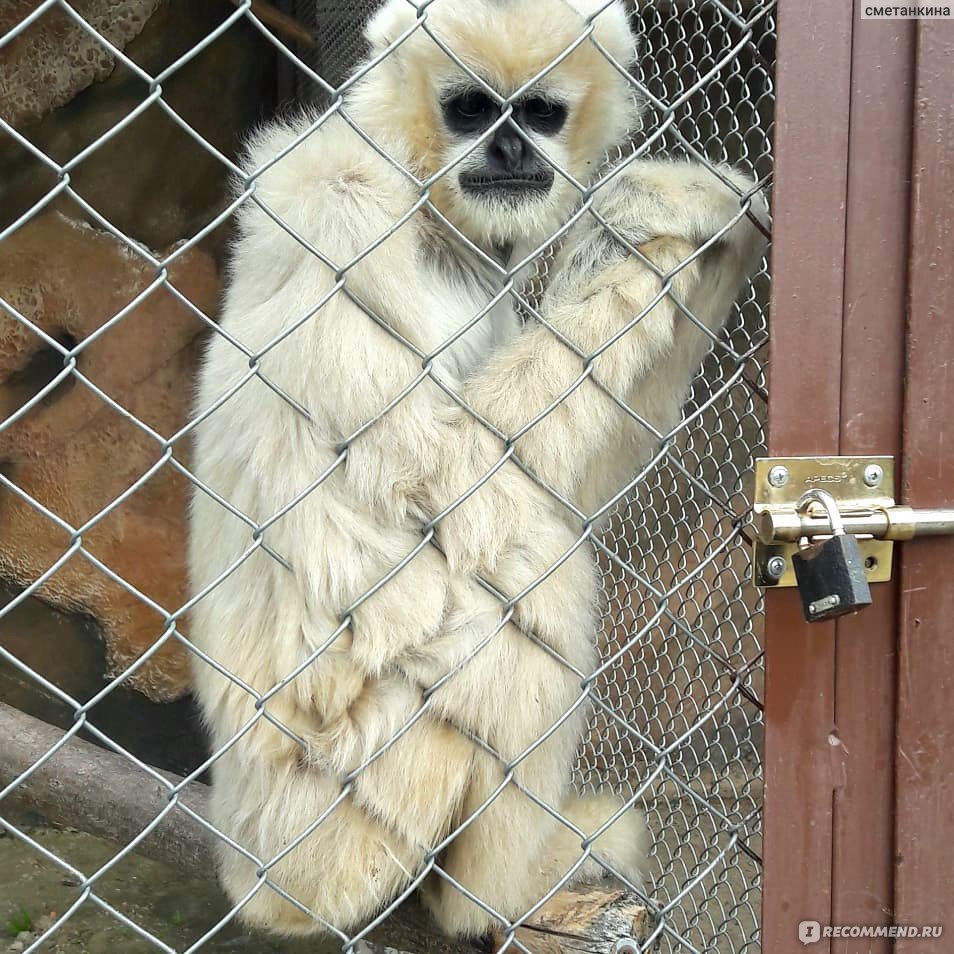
(459, 171, 554, 196)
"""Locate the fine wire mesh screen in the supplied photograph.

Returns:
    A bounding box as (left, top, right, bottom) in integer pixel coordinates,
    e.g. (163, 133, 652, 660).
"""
(0, 1, 774, 953)
(589, 5, 772, 952)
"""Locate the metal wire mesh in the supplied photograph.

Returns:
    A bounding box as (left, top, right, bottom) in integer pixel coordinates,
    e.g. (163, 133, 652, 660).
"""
(0, 1, 774, 953)
(583, 7, 773, 951)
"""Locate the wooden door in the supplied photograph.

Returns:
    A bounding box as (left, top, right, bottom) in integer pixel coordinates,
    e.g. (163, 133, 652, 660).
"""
(762, 5, 953, 953)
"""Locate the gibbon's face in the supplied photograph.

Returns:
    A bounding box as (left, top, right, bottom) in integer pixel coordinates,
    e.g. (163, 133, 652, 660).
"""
(354, 0, 641, 250)
(437, 79, 580, 246)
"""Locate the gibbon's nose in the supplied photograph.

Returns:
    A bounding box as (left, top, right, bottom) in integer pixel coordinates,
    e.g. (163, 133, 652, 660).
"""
(488, 126, 530, 175)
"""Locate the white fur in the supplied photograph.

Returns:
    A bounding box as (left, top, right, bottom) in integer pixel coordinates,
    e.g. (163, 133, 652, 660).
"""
(188, 0, 768, 939)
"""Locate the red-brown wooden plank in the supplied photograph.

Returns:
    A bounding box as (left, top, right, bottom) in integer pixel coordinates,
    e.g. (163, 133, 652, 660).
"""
(763, 2, 854, 951)
(894, 18, 954, 952)
(831, 10, 914, 949)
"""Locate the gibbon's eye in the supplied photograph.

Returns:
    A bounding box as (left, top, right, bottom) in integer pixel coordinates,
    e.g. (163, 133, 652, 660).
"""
(521, 96, 568, 134)
(443, 89, 497, 133)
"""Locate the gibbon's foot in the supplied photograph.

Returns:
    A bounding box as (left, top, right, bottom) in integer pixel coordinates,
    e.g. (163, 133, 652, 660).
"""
(554, 794, 650, 887)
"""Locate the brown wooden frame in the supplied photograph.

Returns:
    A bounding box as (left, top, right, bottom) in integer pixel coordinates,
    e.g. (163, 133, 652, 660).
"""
(764, 4, 953, 952)
(894, 19, 954, 952)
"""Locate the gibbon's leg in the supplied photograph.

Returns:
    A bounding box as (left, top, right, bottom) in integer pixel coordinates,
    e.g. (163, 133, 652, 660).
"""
(411, 632, 595, 937)
(397, 579, 644, 938)
(298, 669, 478, 858)
(422, 747, 649, 938)
(211, 744, 421, 934)
(199, 658, 476, 934)
(196, 668, 425, 934)
(187, 518, 472, 936)
(211, 593, 612, 941)
(549, 790, 651, 887)
(395, 575, 592, 811)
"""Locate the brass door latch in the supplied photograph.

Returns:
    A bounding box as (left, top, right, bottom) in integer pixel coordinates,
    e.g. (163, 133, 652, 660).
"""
(752, 456, 954, 589)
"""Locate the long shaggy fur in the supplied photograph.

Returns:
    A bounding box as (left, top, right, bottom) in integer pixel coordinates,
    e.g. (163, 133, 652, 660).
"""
(188, 0, 768, 939)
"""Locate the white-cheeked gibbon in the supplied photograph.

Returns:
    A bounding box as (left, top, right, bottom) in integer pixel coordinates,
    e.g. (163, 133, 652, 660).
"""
(188, 0, 768, 940)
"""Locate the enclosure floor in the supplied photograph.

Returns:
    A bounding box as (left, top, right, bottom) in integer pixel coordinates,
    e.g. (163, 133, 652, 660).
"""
(1, 777, 761, 954)
(0, 826, 340, 953)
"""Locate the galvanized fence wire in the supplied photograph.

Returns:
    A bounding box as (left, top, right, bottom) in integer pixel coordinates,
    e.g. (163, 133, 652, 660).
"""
(0, 1, 773, 953)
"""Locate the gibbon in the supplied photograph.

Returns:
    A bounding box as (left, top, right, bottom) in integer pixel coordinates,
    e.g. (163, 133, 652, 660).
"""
(188, 0, 768, 941)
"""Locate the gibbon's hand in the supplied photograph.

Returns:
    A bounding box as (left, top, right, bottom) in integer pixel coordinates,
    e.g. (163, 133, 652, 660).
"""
(582, 159, 769, 256)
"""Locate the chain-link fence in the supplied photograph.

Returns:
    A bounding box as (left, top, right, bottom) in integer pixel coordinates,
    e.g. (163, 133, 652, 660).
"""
(0, 1, 774, 952)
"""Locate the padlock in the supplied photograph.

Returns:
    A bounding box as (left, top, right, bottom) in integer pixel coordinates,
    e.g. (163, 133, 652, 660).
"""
(791, 489, 872, 623)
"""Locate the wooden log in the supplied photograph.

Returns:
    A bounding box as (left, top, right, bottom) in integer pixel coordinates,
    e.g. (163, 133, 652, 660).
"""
(0, 702, 651, 954)
(0, 701, 213, 874)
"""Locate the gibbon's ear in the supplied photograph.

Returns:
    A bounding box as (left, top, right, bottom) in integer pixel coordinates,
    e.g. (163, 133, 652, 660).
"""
(565, 0, 639, 70)
(365, 0, 421, 57)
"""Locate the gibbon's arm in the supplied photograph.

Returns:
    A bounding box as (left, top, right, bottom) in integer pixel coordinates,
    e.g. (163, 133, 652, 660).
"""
(424, 160, 769, 571)
(210, 118, 609, 683)
(225, 125, 764, 646)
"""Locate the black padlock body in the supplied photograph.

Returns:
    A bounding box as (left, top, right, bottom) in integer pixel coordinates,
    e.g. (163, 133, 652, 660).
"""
(792, 534, 873, 623)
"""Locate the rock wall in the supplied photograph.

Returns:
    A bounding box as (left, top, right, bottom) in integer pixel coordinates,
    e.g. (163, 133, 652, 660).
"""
(0, 213, 217, 701)
(0, 1, 276, 712)
(0, 0, 164, 128)
(1, 1, 275, 254)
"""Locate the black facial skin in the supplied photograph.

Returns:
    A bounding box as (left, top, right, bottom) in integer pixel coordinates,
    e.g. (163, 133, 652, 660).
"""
(443, 89, 567, 197)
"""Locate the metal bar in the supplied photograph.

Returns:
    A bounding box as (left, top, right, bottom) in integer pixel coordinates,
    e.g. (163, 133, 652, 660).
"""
(758, 506, 954, 543)
(894, 509, 954, 537)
